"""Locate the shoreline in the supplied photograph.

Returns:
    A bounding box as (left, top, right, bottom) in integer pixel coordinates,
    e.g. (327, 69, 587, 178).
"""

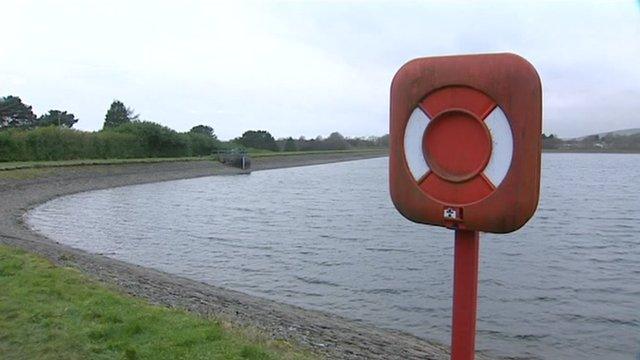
(542, 148, 640, 154)
(0, 152, 485, 359)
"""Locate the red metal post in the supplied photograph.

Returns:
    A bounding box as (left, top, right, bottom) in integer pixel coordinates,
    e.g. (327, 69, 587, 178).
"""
(451, 229, 480, 360)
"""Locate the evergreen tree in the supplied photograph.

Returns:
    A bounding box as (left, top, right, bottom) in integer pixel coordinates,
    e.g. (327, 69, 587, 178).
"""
(189, 124, 216, 139)
(324, 132, 351, 150)
(236, 130, 278, 151)
(103, 100, 138, 129)
(283, 137, 297, 151)
(38, 110, 79, 128)
(0, 96, 37, 129)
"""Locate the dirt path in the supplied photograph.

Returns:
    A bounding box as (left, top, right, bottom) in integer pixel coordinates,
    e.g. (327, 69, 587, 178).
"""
(0, 152, 488, 360)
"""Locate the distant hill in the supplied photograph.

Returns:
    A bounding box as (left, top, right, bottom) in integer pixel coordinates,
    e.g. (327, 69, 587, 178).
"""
(573, 128, 640, 141)
(544, 128, 640, 152)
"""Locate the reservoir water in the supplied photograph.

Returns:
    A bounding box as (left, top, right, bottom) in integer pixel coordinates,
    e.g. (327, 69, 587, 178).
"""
(27, 154, 640, 360)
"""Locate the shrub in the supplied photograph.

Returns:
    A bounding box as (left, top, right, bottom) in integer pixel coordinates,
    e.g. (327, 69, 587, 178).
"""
(0, 121, 221, 162)
(110, 121, 188, 158)
(186, 132, 218, 156)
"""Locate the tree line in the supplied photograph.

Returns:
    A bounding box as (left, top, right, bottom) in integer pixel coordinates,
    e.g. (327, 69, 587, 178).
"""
(0, 96, 79, 129)
(0, 96, 221, 161)
(0, 95, 388, 162)
(233, 130, 388, 152)
(543, 133, 640, 151)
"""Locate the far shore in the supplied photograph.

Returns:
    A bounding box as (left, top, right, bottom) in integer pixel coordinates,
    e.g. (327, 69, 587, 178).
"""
(542, 148, 640, 154)
(0, 151, 487, 360)
(2, 147, 638, 173)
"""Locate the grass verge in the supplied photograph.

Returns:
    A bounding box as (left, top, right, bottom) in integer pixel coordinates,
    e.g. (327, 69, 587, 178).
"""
(0, 245, 312, 360)
(0, 156, 215, 171)
(0, 149, 388, 171)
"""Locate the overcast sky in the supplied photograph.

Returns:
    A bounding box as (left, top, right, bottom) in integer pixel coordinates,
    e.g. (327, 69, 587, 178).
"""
(2, 1, 639, 139)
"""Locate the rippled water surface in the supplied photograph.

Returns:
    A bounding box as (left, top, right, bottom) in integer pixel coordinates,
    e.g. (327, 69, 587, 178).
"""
(28, 154, 640, 359)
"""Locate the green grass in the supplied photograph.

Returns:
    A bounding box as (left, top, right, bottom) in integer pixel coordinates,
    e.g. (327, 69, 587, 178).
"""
(0, 156, 216, 171)
(0, 245, 312, 360)
(0, 149, 388, 171)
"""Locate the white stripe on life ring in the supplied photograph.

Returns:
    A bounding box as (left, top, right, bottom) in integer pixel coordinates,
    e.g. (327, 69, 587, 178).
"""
(403, 108, 430, 180)
(483, 106, 513, 188)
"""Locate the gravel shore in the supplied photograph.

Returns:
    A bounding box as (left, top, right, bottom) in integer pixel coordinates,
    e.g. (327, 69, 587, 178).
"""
(0, 152, 484, 359)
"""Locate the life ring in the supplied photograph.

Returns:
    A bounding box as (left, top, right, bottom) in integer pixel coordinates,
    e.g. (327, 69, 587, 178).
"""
(403, 86, 513, 205)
